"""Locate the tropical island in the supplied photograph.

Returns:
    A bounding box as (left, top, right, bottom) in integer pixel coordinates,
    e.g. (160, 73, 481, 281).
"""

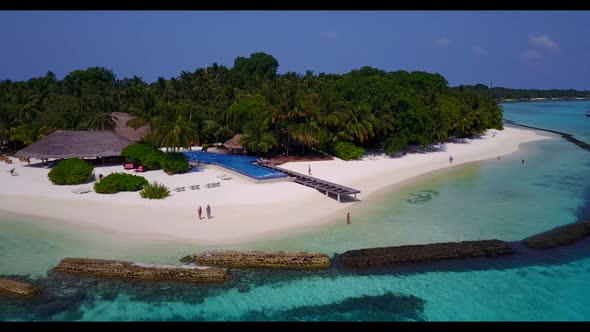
(458, 84, 590, 102)
(0, 52, 547, 244)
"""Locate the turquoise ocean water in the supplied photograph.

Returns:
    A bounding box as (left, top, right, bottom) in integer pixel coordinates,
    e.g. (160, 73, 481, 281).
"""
(1, 101, 590, 321)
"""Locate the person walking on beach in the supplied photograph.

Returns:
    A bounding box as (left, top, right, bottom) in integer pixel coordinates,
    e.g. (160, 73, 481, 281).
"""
(197, 206, 202, 220)
(449, 155, 454, 164)
(206, 204, 212, 219)
(308, 164, 312, 175)
(347, 212, 351, 225)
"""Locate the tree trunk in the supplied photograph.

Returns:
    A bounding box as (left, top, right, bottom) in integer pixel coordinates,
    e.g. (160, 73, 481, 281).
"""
(286, 133, 291, 156)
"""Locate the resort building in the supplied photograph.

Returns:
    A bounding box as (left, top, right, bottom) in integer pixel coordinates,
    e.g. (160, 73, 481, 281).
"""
(14, 130, 133, 164)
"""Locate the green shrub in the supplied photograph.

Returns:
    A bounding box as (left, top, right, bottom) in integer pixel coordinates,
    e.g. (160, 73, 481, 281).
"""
(140, 181, 171, 199)
(384, 135, 409, 155)
(94, 172, 148, 194)
(201, 143, 209, 152)
(121, 144, 153, 164)
(141, 150, 163, 170)
(121, 144, 189, 172)
(48, 158, 94, 185)
(121, 144, 163, 170)
(160, 152, 189, 174)
(334, 141, 364, 160)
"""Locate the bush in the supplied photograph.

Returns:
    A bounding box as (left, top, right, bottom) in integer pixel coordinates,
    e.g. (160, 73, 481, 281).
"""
(121, 144, 153, 165)
(94, 173, 148, 194)
(121, 144, 188, 173)
(160, 152, 189, 174)
(141, 150, 163, 170)
(334, 141, 364, 160)
(48, 158, 94, 185)
(384, 135, 409, 155)
(201, 143, 209, 152)
(140, 181, 171, 199)
(121, 144, 162, 170)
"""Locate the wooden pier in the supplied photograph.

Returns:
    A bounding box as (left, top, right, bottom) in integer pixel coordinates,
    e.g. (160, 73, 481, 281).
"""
(255, 162, 361, 202)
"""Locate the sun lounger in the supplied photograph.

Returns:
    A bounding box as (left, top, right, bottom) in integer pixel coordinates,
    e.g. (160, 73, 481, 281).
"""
(124, 163, 134, 170)
(134, 165, 145, 173)
(173, 186, 186, 192)
(72, 186, 92, 194)
(189, 185, 200, 190)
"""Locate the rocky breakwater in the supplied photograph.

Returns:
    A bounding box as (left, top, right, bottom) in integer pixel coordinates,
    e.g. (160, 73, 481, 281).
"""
(191, 250, 331, 269)
(338, 240, 514, 268)
(53, 258, 228, 282)
(524, 220, 590, 249)
(0, 278, 41, 298)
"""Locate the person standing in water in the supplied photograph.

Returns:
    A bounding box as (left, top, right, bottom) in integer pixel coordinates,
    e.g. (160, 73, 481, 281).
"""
(347, 212, 351, 225)
(197, 206, 202, 220)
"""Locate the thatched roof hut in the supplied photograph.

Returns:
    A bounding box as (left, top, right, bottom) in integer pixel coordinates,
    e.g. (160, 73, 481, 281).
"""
(224, 134, 245, 151)
(14, 130, 133, 159)
(112, 112, 150, 143)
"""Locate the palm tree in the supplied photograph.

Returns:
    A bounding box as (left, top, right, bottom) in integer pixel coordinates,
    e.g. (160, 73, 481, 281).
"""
(431, 110, 449, 144)
(87, 111, 117, 130)
(153, 115, 198, 152)
(126, 91, 157, 145)
(344, 102, 378, 143)
(9, 124, 48, 146)
(240, 118, 277, 155)
(202, 119, 233, 147)
(451, 112, 474, 138)
(290, 117, 321, 154)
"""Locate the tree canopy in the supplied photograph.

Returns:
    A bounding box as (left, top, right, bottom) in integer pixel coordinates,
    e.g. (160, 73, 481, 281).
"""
(458, 84, 590, 101)
(0, 52, 504, 156)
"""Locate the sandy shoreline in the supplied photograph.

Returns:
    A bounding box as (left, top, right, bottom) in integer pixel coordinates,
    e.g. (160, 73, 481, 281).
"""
(0, 127, 551, 245)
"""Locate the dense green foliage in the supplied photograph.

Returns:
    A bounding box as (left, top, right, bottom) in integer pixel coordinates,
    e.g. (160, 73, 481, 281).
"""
(120, 144, 157, 168)
(159, 152, 189, 174)
(384, 135, 409, 155)
(333, 141, 364, 160)
(459, 84, 590, 101)
(47, 158, 94, 185)
(94, 172, 148, 194)
(1, 52, 505, 156)
(120, 143, 188, 173)
(139, 181, 171, 199)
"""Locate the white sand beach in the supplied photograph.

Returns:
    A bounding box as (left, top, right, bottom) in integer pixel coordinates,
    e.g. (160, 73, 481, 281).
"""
(0, 127, 550, 244)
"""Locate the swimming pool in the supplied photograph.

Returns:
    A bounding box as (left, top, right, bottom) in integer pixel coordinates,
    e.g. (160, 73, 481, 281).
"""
(182, 151, 287, 181)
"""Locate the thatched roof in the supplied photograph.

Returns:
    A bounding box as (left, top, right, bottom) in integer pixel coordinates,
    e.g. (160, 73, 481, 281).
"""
(14, 130, 133, 159)
(112, 112, 150, 143)
(224, 134, 245, 150)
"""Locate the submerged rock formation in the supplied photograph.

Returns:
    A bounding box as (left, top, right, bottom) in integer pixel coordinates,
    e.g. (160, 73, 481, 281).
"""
(180, 255, 196, 264)
(195, 251, 331, 269)
(524, 220, 590, 249)
(0, 278, 41, 298)
(338, 240, 514, 268)
(52, 258, 228, 282)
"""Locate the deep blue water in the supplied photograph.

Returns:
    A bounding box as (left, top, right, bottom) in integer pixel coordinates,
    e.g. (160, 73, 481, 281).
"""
(1, 101, 590, 321)
(182, 151, 286, 180)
